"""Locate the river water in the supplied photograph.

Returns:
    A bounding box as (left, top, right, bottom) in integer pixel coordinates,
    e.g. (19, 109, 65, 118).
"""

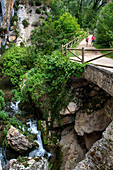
(0, 101, 51, 168)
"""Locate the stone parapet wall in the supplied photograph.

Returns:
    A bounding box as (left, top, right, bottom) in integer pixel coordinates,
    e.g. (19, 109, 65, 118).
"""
(83, 64, 113, 96)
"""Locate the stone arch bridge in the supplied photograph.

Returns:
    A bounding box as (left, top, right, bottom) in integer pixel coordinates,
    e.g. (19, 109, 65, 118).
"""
(83, 64, 113, 96)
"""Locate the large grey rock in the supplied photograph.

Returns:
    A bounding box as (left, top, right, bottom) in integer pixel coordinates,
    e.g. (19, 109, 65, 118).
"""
(53, 115, 75, 128)
(7, 126, 35, 152)
(60, 102, 79, 115)
(74, 121, 113, 170)
(75, 108, 111, 136)
(3, 157, 48, 170)
(60, 125, 85, 170)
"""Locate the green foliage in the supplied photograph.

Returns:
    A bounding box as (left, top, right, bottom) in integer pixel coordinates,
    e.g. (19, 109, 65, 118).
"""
(3, 129, 8, 136)
(2, 46, 29, 86)
(4, 138, 9, 147)
(29, 0, 34, 6)
(0, 45, 6, 55)
(47, 162, 53, 170)
(0, 111, 8, 120)
(20, 51, 86, 126)
(14, 0, 20, 11)
(35, 0, 42, 6)
(0, 90, 5, 110)
(96, 2, 113, 47)
(22, 19, 29, 28)
(11, 89, 20, 101)
(50, 0, 108, 30)
(35, 8, 41, 14)
(31, 12, 82, 55)
(10, 116, 19, 126)
(42, 6, 46, 11)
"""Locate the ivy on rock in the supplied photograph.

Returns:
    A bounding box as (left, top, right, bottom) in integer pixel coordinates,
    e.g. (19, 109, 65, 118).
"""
(20, 51, 86, 126)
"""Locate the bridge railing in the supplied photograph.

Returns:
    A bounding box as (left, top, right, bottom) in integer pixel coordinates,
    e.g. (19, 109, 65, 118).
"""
(62, 32, 88, 56)
(66, 47, 113, 69)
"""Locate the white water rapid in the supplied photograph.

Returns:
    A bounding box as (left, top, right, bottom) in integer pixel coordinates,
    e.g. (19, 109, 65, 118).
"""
(5, 100, 20, 115)
(27, 119, 51, 159)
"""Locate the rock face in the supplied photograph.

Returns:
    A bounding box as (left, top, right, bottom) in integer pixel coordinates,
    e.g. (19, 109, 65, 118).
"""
(84, 131, 102, 150)
(0, 0, 14, 29)
(3, 157, 48, 170)
(7, 126, 35, 152)
(75, 108, 111, 136)
(60, 102, 79, 115)
(60, 125, 85, 170)
(74, 121, 113, 170)
(53, 115, 75, 128)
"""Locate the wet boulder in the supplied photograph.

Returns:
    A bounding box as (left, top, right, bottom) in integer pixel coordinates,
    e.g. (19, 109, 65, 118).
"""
(7, 126, 36, 152)
(3, 157, 48, 170)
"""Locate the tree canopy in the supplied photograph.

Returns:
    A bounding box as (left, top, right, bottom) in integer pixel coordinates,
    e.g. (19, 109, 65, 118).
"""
(31, 12, 83, 54)
(96, 2, 113, 47)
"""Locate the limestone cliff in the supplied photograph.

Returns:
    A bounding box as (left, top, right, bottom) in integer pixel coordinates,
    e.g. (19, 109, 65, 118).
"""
(74, 121, 113, 170)
(0, 0, 15, 46)
(1, 0, 15, 29)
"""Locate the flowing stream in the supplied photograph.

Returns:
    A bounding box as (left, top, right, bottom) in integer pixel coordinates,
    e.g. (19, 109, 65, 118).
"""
(27, 119, 51, 158)
(0, 101, 51, 168)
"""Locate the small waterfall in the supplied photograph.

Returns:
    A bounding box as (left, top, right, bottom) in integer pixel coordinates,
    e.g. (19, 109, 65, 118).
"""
(27, 120, 51, 159)
(0, 100, 51, 169)
(5, 100, 20, 115)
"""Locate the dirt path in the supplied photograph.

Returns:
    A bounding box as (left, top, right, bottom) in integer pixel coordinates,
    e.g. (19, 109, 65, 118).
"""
(70, 35, 113, 72)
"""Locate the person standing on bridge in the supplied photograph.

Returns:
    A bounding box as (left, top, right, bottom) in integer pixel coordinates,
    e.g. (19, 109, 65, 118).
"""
(86, 36, 89, 47)
(92, 35, 95, 46)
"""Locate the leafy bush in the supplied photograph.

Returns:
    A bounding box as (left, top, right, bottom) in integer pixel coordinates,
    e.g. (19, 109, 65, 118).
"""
(0, 90, 5, 110)
(10, 116, 19, 126)
(29, 0, 34, 6)
(2, 46, 28, 86)
(42, 6, 46, 11)
(35, 0, 42, 6)
(96, 2, 113, 47)
(36, 8, 41, 14)
(20, 51, 86, 126)
(31, 12, 83, 55)
(29, 9, 32, 13)
(3, 129, 8, 136)
(0, 111, 9, 120)
(22, 19, 29, 28)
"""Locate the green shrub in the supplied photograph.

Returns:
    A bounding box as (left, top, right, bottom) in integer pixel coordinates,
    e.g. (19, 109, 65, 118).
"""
(3, 129, 8, 136)
(11, 14, 18, 23)
(20, 51, 86, 126)
(0, 90, 5, 110)
(20, 0, 26, 5)
(2, 46, 28, 86)
(0, 111, 9, 120)
(29, 0, 34, 6)
(35, 0, 42, 6)
(96, 2, 113, 47)
(42, 6, 46, 11)
(35, 8, 41, 14)
(22, 19, 29, 28)
(14, 0, 20, 11)
(29, 9, 32, 13)
(10, 116, 19, 126)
